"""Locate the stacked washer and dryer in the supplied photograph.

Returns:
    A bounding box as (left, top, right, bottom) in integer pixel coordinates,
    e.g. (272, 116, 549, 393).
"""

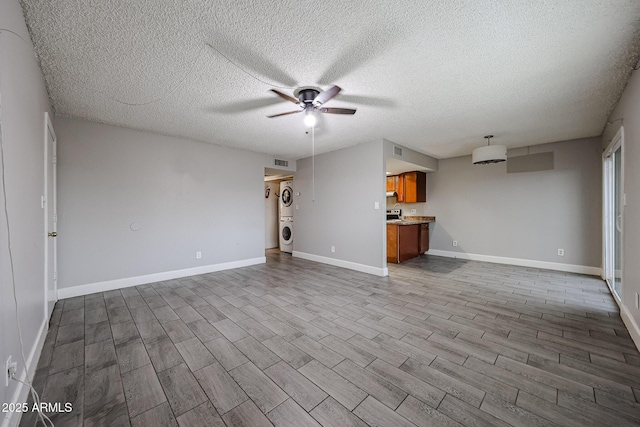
(279, 180, 294, 253)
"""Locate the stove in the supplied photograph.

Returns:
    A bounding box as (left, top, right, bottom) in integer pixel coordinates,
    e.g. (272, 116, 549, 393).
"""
(386, 209, 402, 220)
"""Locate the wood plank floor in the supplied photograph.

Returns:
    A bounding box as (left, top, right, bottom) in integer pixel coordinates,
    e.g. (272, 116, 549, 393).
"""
(20, 250, 640, 426)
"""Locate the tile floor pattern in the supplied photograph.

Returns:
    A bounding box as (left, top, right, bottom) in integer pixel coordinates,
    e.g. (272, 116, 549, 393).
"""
(19, 250, 640, 426)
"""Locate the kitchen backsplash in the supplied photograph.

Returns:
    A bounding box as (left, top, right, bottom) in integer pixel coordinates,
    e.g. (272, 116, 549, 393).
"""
(386, 200, 428, 216)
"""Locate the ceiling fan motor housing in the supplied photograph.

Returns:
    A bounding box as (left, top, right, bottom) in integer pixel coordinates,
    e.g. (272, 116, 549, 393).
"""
(298, 89, 320, 105)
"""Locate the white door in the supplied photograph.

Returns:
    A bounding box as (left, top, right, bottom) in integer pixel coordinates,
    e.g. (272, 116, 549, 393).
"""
(44, 112, 57, 317)
(603, 127, 623, 300)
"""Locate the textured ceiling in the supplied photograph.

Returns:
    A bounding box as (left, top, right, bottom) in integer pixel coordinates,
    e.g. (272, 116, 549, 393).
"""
(21, 0, 640, 159)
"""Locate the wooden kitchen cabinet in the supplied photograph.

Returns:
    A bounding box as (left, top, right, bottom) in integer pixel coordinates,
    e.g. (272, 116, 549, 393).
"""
(386, 171, 425, 203)
(419, 223, 430, 253)
(387, 224, 398, 263)
(387, 223, 420, 263)
(396, 173, 405, 202)
(403, 171, 426, 203)
(386, 176, 396, 192)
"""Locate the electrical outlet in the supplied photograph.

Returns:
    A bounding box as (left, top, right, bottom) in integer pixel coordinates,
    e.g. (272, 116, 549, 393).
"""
(410, 209, 417, 214)
(452, 240, 458, 247)
(374, 202, 380, 210)
(196, 251, 202, 259)
(331, 246, 335, 253)
(558, 249, 564, 256)
(5, 356, 17, 387)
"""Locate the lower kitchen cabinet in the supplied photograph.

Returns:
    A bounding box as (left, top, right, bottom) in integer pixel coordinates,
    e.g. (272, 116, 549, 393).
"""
(387, 224, 419, 263)
(419, 223, 430, 253)
(387, 222, 432, 263)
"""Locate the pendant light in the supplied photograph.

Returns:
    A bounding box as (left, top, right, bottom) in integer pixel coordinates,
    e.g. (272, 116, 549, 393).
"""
(472, 135, 506, 165)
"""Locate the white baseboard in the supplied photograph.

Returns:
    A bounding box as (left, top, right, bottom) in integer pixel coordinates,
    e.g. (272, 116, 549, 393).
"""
(57, 257, 266, 299)
(426, 249, 601, 276)
(293, 251, 388, 277)
(3, 317, 48, 427)
(619, 300, 640, 353)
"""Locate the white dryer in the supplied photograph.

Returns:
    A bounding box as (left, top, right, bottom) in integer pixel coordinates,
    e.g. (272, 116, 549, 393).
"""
(279, 180, 293, 217)
(279, 217, 293, 253)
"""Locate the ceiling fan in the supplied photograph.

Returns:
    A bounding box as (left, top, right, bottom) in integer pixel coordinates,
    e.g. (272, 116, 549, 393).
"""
(267, 85, 356, 126)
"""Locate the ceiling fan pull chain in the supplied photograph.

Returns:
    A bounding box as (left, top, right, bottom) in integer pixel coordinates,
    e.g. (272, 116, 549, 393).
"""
(312, 125, 315, 203)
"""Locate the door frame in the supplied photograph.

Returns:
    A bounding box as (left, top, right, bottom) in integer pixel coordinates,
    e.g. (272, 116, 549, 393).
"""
(44, 112, 57, 317)
(602, 126, 624, 301)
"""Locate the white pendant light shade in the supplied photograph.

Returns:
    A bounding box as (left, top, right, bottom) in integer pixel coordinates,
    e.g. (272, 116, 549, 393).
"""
(473, 144, 506, 164)
(472, 135, 506, 164)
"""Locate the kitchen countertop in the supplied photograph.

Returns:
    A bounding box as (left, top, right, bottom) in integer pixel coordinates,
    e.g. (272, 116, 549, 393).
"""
(386, 216, 435, 225)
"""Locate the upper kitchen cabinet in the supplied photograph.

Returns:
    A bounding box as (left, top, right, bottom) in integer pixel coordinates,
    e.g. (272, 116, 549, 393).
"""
(403, 171, 426, 202)
(387, 171, 426, 203)
(386, 174, 405, 201)
(396, 174, 405, 202)
(386, 176, 396, 192)
(388, 171, 425, 203)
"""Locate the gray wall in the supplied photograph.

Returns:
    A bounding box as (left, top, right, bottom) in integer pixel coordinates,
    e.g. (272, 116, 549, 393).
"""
(604, 66, 640, 338)
(55, 117, 270, 289)
(383, 139, 439, 171)
(0, 0, 53, 418)
(425, 137, 602, 268)
(294, 139, 386, 272)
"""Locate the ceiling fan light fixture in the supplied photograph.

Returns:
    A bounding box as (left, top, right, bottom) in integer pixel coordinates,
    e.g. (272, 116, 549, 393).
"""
(304, 110, 317, 127)
(472, 135, 506, 165)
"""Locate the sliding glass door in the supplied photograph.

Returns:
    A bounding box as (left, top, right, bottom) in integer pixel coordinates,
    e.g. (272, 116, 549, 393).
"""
(603, 128, 623, 299)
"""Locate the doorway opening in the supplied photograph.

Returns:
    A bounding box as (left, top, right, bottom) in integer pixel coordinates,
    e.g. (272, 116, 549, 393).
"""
(603, 127, 624, 300)
(44, 112, 57, 318)
(264, 168, 293, 256)
(385, 158, 431, 269)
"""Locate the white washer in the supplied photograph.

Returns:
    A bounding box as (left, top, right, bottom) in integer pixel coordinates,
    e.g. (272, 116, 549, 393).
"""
(279, 217, 293, 253)
(279, 180, 293, 217)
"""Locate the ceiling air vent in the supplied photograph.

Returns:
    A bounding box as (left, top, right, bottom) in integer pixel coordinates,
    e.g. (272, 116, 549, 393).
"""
(274, 159, 288, 167)
(393, 146, 403, 156)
